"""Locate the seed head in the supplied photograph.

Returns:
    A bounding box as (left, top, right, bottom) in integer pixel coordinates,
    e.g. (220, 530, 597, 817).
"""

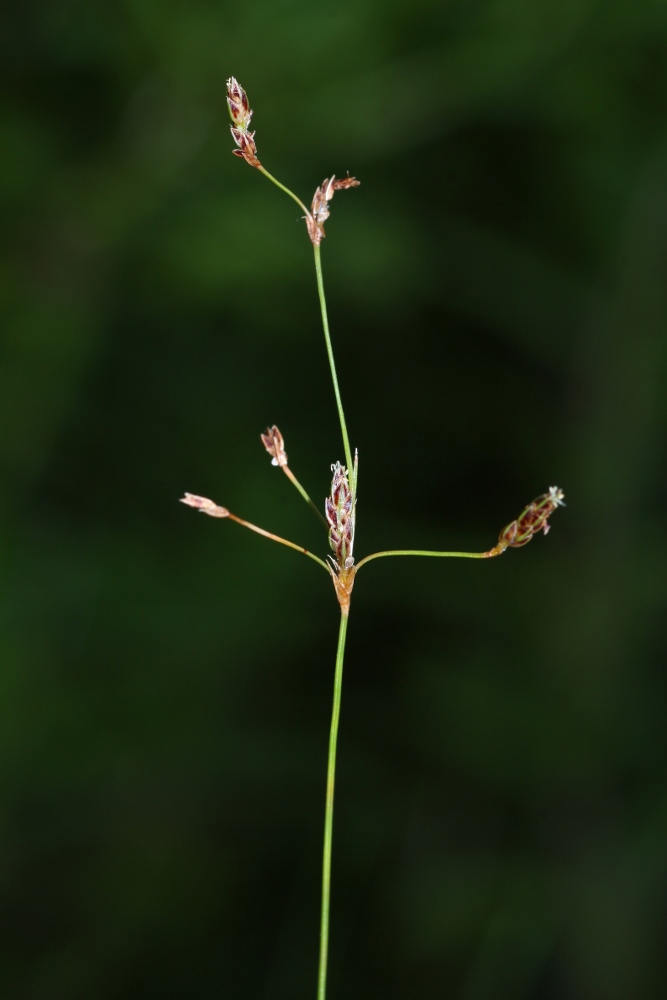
(180, 493, 230, 518)
(498, 486, 565, 549)
(226, 77, 262, 168)
(306, 175, 360, 245)
(230, 126, 262, 169)
(326, 461, 355, 571)
(260, 425, 288, 467)
(325, 461, 357, 614)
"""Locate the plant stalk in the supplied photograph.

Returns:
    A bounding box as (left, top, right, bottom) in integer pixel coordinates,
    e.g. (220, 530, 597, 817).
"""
(226, 512, 330, 571)
(313, 244, 355, 488)
(317, 608, 349, 1000)
(256, 165, 354, 488)
(258, 166, 310, 216)
(355, 544, 506, 571)
(282, 465, 329, 529)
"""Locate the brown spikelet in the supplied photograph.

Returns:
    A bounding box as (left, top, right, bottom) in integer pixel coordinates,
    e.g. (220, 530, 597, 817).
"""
(226, 77, 252, 129)
(230, 126, 262, 168)
(307, 175, 360, 245)
(180, 493, 230, 518)
(498, 487, 565, 549)
(326, 461, 355, 570)
(226, 78, 262, 168)
(325, 461, 357, 613)
(260, 425, 288, 467)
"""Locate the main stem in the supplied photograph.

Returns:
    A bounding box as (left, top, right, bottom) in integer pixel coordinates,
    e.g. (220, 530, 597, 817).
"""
(255, 164, 355, 998)
(318, 608, 349, 1000)
(313, 244, 355, 487)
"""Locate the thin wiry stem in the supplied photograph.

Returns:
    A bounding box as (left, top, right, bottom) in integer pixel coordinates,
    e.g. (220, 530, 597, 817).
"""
(317, 609, 349, 1000)
(355, 544, 506, 571)
(313, 244, 355, 489)
(282, 465, 329, 529)
(257, 162, 354, 490)
(226, 512, 330, 571)
(258, 166, 310, 216)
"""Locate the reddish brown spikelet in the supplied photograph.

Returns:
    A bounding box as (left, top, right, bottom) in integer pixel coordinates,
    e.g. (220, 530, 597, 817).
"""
(324, 459, 358, 613)
(326, 461, 355, 570)
(331, 177, 361, 192)
(227, 77, 252, 129)
(306, 175, 360, 245)
(180, 493, 230, 518)
(260, 425, 288, 467)
(230, 126, 262, 169)
(226, 77, 262, 168)
(498, 486, 565, 549)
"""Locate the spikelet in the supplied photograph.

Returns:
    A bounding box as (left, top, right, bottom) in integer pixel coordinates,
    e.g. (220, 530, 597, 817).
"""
(179, 493, 230, 518)
(498, 486, 565, 549)
(260, 425, 288, 467)
(226, 77, 261, 168)
(306, 176, 360, 245)
(325, 461, 357, 613)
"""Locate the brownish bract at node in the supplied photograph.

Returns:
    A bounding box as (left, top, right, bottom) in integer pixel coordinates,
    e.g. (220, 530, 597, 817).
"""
(331, 566, 356, 616)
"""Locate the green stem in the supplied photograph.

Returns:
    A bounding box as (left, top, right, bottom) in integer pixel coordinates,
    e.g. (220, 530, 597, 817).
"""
(355, 545, 505, 571)
(256, 166, 354, 489)
(282, 465, 329, 529)
(258, 166, 310, 216)
(317, 609, 349, 1000)
(313, 244, 355, 488)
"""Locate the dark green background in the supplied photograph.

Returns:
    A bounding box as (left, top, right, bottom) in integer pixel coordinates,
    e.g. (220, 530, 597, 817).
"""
(3, 1, 667, 997)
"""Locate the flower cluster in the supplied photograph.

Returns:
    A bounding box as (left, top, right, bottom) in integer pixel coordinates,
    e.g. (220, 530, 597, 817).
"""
(226, 77, 261, 168)
(324, 461, 357, 613)
(326, 461, 355, 572)
(498, 486, 565, 549)
(306, 175, 360, 245)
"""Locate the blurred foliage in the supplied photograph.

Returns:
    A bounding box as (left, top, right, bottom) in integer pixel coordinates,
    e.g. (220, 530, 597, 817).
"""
(2, 1, 667, 997)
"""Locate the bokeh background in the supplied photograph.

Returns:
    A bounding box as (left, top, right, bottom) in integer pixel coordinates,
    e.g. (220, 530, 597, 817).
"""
(3, 1, 667, 997)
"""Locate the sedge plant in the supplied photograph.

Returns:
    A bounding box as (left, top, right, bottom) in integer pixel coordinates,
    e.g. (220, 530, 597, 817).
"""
(180, 77, 566, 1000)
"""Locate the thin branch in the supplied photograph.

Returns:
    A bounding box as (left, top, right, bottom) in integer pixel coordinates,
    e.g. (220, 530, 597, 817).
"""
(258, 166, 310, 216)
(355, 544, 507, 571)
